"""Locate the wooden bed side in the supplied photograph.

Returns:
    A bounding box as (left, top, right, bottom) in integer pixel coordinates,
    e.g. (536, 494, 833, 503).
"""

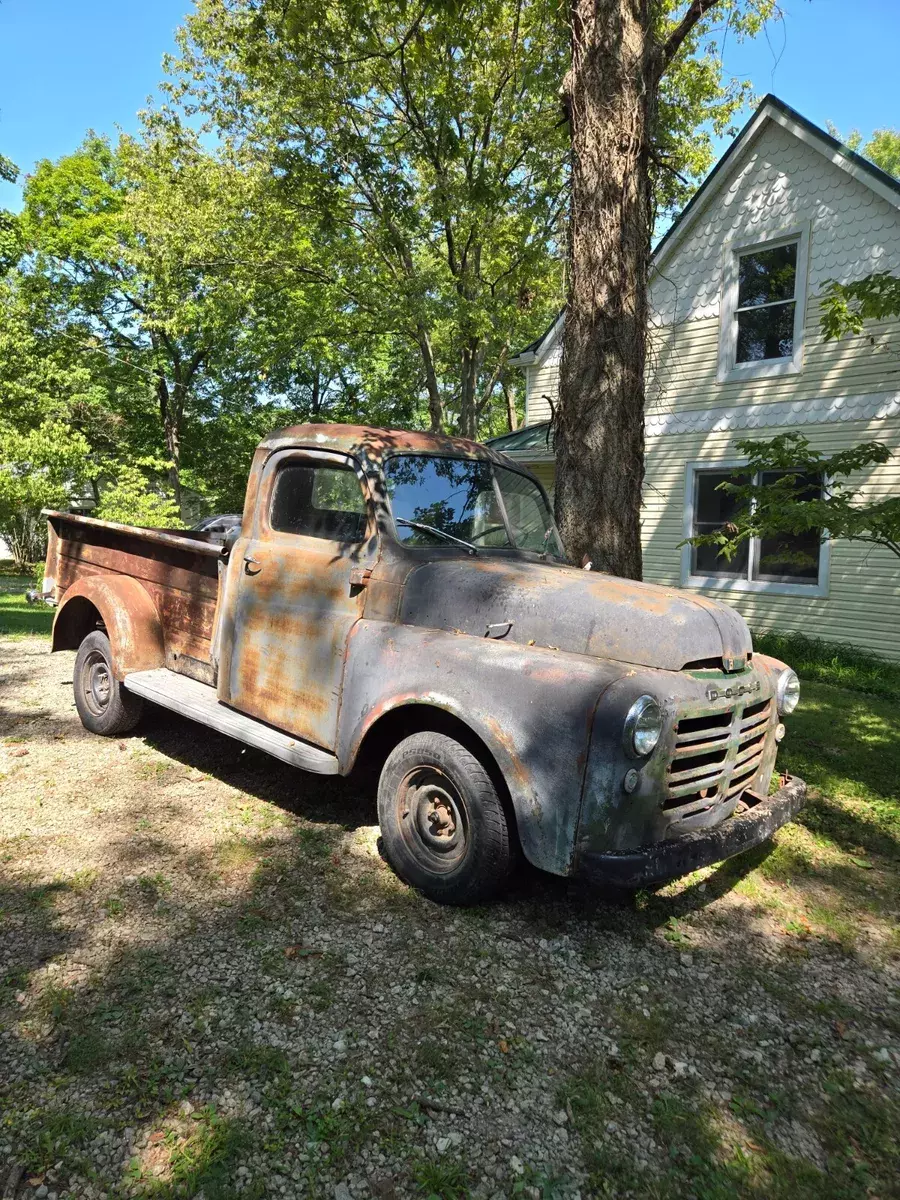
(46, 511, 222, 676)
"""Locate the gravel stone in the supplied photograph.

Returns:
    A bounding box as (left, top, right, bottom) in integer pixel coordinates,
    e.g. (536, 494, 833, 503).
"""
(0, 637, 897, 1199)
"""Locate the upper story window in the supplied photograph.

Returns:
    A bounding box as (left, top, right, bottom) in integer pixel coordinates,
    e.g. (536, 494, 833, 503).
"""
(681, 461, 829, 598)
(735, 242, 797, 362)
(717, 226, 809, 382)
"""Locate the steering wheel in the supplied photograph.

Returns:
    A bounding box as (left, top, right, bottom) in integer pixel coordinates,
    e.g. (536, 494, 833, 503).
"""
(469, 524, 508, 544)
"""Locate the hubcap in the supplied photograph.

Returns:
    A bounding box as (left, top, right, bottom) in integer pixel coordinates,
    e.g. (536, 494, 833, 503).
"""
(81, 650, 112, 716)
(397, 766, 468, 873)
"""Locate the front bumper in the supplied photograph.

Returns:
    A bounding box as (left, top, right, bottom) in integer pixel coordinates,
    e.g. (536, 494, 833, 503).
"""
(576, 775, 807, 889)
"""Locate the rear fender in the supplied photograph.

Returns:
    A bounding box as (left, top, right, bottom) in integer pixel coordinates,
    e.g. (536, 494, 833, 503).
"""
(52, 576, 165, 678)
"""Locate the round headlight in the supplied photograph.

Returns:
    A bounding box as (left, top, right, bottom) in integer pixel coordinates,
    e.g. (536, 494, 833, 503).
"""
(776, 668, 801, 715)
(624, 695, 663, 758)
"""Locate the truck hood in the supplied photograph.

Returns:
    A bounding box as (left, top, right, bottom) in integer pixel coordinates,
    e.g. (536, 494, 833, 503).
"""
(397, 557, 751, 672)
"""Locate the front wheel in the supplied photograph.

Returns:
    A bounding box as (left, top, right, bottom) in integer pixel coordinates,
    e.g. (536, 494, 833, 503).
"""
(73, 630, 143, 736)
(377, 731, 515, 905)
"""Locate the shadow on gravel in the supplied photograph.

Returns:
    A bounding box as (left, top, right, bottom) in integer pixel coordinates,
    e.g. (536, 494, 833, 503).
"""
(0, 879, 78, 1000)
(3, 768, 899, 1199)
(138, 703, 377, 834)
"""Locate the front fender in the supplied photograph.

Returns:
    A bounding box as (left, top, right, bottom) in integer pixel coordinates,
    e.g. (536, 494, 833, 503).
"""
(52, 576, 165, 678)
(337, 620, 626, 875)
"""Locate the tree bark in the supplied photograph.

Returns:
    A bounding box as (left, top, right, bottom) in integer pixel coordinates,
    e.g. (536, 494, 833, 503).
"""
(416, 326, 444, 432)
(503, 381, 519, 431)
(555, 0, 657, 579)
(459, 339, 480, 440)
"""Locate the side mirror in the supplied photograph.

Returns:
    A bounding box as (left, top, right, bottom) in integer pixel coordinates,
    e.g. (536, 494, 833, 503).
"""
(221, 524, 241, 561)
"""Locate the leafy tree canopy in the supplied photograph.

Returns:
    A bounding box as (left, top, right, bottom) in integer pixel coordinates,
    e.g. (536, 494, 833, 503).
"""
(0, 152, 22, 273)
(827, 121, 900, 180)
(168, 0, 771, 437)
(18, 126, 341, 514)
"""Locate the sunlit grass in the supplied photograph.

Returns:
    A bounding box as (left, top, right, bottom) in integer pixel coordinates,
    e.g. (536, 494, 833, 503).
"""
(0, 574, 52, 636)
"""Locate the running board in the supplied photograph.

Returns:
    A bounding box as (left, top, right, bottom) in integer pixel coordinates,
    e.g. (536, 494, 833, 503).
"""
(123, 668, 340, 775)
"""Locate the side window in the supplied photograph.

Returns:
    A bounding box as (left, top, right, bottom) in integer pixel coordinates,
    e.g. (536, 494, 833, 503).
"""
(270, 462, 368, 543)
(688, 466, 824, 588)
(691, 470, 751, 578)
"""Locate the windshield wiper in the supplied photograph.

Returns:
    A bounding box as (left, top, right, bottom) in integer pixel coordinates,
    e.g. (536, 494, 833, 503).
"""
(395, 518, 479, 555)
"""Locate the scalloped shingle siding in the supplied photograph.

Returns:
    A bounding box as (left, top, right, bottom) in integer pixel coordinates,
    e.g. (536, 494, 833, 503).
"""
(650, 121, 900, 325)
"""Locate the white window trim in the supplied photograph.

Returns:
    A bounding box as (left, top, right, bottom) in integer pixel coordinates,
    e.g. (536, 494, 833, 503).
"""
(716, 222, 811, 384)
(680, 458, 831, 599)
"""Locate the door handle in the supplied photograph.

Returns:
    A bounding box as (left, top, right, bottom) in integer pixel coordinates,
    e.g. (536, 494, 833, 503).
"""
(243, 555, 262, 576)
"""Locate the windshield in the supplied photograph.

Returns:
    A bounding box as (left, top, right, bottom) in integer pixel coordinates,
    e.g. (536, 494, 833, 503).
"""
(383, 454, 563, 557)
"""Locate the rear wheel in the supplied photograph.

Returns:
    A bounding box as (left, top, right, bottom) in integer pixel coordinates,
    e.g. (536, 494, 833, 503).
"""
(73, 630, 143, 736)
(377, 731, 515, 905)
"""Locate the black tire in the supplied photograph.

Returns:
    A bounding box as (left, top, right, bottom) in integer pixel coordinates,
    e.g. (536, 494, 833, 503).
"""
(73, 630, 143, 736)
(377, 731, 515, 905)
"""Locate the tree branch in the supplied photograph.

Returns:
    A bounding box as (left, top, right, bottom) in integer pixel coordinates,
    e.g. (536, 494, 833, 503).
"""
(656, 0, 723, 78)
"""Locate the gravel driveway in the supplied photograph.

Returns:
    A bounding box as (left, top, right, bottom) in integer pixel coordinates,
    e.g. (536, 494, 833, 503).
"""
(1, 636, 898, 1200)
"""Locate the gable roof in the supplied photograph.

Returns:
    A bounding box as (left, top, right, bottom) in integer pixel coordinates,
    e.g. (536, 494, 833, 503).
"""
(511, 93, 900, 367)
(486, 420, 554, 457)
(654, 93, 900, 270)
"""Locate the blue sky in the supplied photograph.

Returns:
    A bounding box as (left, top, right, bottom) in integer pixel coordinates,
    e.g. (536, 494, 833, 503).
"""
(0, 0, 896, 213)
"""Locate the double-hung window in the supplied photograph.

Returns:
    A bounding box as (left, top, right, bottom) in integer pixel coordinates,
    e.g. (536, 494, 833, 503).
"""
(683, 463, 829, 597)
(718, 227, 809, 381)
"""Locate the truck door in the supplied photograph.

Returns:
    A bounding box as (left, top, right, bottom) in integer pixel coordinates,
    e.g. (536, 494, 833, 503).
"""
(218, 449, 376, 749)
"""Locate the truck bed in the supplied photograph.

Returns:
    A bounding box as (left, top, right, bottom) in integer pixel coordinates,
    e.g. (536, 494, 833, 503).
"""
(44, 510, 223, 681)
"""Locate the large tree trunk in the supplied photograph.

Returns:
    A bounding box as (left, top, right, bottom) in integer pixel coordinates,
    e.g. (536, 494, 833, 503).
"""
(503, 381, 519, 431)
(555, 0, 657, 580)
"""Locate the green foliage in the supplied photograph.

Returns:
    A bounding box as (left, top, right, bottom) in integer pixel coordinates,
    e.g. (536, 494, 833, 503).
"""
(1, 0, 788, 528)
(0, 152, 22, 273)
(864, 127, 900, 178)
(752, 628, 900, 704)
(827, 120, 900, 179)
(820, 272, 900, 340)
(17, 127, 326, 514)
(171, 0, 569, 437)
(170, 0, 774, 437)
(94, 458, 181, 528)
(684, 431, 900, 563)
(0, 420, 91, 569)
(652, 0, 780, 218)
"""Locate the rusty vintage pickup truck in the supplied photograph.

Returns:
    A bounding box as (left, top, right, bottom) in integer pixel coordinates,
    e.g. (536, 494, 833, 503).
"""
(43, 423, 806, 903)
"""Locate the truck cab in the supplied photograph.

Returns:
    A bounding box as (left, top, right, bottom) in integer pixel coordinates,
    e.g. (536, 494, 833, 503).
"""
(46, 423, 805, 904)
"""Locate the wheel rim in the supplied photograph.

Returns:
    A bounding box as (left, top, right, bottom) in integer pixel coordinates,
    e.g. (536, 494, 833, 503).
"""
(396, 766, 469, 874)
(81, 649, 112, 717)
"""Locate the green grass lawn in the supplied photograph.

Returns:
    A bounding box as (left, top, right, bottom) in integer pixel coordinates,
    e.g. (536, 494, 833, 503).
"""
(0, 572, 53, 637)
(731, 676, 900, 953)
(752, 631, 899, 949)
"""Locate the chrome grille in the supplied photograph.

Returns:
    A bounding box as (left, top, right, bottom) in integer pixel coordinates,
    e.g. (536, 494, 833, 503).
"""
(663, 697, 774, 818)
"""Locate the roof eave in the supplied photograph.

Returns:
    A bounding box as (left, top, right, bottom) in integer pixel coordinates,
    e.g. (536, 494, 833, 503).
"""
(653, 93, 900, 274)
